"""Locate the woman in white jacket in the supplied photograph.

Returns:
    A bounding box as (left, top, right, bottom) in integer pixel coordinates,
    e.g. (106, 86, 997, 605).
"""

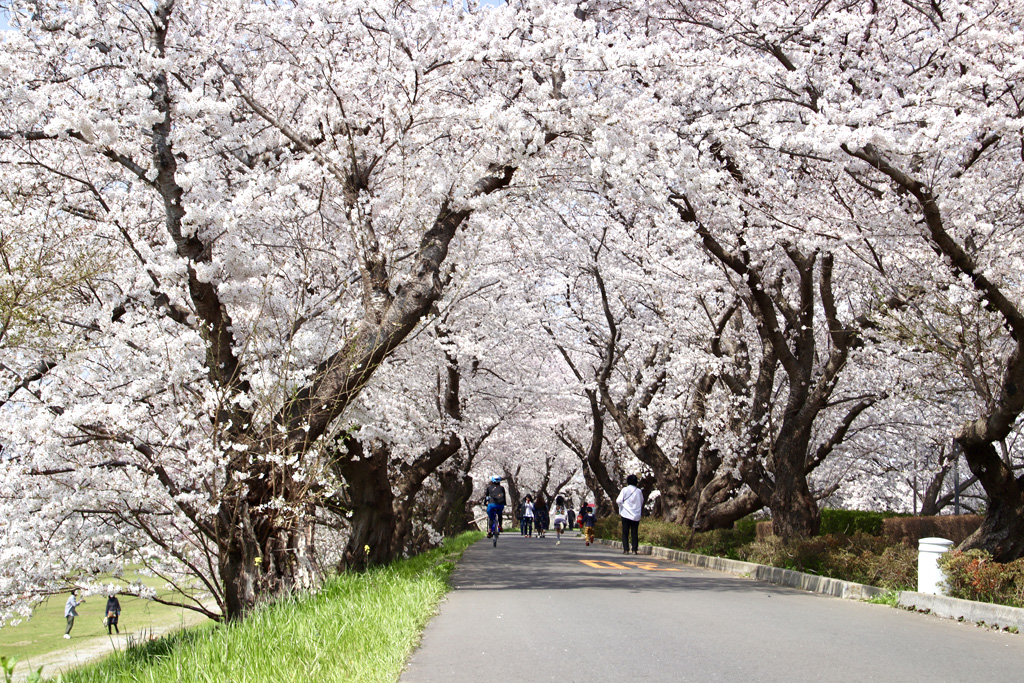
(615, 474, 644, 554)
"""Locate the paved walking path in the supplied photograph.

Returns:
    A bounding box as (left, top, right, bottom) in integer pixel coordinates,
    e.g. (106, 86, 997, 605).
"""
(402, 533, 1023, 682)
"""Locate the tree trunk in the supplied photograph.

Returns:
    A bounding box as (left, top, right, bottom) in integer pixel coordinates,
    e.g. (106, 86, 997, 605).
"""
(769, 453, 821, 539)
(431, 470, 475, 536)
(216, 497, 259, 621)
(653, 475, 690, 525)
(692, 485, 762, 532)
(918, 464, 951, 517)
(957, 441, 1024, 561)
(579, 456, 613, 517)
(960, 499, 1024, 562)
(502, 465, 522, 525)
(215, 463, 321, 621)
(338, 445, 398, 571)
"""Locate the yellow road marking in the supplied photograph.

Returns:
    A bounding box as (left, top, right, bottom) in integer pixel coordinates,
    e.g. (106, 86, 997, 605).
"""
(579, 559, 681, 571)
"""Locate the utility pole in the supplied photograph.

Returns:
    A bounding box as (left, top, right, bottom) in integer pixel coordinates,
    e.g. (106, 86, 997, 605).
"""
(953, 441, 960, 516)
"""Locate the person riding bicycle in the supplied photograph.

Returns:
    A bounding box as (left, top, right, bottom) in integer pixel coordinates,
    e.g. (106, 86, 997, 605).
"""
(485, 476, 507, 538)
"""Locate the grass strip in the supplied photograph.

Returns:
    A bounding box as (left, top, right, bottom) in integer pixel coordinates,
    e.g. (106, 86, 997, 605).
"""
(59, 532, 482, 683)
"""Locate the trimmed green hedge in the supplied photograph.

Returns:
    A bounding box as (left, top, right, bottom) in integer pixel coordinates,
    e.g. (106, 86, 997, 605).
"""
(819, 508, 893, 536)
(756, 509, 909, 538)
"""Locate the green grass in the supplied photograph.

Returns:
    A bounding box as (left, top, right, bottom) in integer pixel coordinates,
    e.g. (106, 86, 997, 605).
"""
(0, 571, 211, 662)
(60, 532, 481, 683)
(866, 590, 900, 606)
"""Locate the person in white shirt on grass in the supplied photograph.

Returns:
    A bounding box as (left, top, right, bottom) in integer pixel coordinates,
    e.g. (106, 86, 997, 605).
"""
(64, 589, 84, 638)
(616, 474, 644, 554)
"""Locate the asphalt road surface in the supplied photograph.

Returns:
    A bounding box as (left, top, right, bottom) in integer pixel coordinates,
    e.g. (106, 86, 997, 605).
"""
(401, 533, 1023, 682)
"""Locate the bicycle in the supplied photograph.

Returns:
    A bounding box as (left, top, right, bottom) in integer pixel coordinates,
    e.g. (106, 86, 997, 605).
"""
(489, 512, 501, 547)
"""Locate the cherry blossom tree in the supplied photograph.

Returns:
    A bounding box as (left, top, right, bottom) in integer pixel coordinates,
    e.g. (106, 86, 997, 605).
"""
(0, 0, 603, 621)
(650, 0, 1024, 556)
(5, 0, 1024, 633)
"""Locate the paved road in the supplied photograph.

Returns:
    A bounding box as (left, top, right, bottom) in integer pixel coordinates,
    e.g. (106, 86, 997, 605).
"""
(402, 533, 1023, 682)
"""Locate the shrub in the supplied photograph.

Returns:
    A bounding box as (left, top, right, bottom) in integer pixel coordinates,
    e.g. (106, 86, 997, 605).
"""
(687, 528, 754, 560)
(939, 549, 1024, 607)
(738, 533, 917, 591)
(741, 535, 829, 573)
(594, 515, 619, 541)
(639, 519, 693, 549)
(883, 515, 982, 545)
(594, 516, 757, 559)
(871, 545, 918, 591)
(733, 515, 759, 541)
(594, 514, 917, 591)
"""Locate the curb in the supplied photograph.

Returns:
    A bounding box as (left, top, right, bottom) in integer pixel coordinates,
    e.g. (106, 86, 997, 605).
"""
(602, 539, 1024, 631)
(897, 591, 1024, 632)
(601, 539, 887, 600)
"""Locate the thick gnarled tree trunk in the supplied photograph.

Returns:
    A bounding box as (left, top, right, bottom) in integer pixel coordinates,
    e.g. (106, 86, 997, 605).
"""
(846, 144, 1024, 561)
(958, 439, 1024, 561)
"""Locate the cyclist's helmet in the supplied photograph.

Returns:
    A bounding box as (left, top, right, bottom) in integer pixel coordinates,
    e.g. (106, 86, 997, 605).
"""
(490, 476, 501, 483)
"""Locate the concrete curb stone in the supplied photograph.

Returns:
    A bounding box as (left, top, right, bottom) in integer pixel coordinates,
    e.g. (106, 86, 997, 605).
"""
(601, 538, 887, 600)
(602, 538, 1024, 631)
(897, 591, 1024, 631)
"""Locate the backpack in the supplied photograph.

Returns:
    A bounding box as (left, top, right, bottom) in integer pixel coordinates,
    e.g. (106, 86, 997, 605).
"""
(488, 483, 506, 505)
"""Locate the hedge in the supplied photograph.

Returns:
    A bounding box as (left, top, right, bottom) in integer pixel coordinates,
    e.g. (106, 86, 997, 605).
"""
(881, 515, 982, 545)
(754, 510, 979, 543)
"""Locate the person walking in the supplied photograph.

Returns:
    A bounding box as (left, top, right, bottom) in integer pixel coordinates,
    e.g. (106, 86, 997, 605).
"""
(552, 495, 568, 545)
(534, 496, 549, 538)
(105, 593, 122, 635)
(581, 504, 596, 546)
(64, 589, 84, 638)
(616, 475, 644, 554)
(520, 495, 535, 537)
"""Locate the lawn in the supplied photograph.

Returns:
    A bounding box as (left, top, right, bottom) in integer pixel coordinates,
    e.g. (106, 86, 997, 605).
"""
(61, 532, 481, 683)
(0, 570, 213, 662)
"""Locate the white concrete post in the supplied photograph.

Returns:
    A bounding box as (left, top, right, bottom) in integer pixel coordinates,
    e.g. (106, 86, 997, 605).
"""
(917, 537, 954, 595)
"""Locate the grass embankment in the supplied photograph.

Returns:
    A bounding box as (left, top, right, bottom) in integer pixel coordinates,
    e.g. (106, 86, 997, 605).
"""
(61, 532, 481, 683)
(595, 516, 917, 592)
(0, 572, 210, 662)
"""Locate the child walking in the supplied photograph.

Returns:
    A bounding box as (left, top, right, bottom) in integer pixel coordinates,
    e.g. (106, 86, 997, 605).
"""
(581, 504, 596, 546)
(552, 495, 568, 545)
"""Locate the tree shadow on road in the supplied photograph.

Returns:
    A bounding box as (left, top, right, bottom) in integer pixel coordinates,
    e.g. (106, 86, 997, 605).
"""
(450, 535, 797, 597)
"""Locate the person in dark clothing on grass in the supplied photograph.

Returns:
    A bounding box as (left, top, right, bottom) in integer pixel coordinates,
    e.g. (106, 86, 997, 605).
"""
(105, 594, 122, 634)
